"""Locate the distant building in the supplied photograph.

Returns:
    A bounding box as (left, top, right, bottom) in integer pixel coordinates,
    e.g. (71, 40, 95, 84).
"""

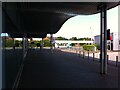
(54, 40, 94, 48)
(94, 32, 120, 51)
(43, 37, 50, 40)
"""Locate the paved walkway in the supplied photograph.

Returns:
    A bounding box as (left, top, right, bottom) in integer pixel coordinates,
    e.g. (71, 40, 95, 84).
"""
(18, 48, 118, 88)
(60, 48, 120, 63)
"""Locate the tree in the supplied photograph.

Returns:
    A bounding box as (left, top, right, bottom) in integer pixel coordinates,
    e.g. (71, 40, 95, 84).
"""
(70, 37, 77, 40)
(56, 36, 68, 40)
(77, 37, 91, 41)
(84, 37, 91, 41)
(44, 40, 50, 47)
(77, 38, 84, 40)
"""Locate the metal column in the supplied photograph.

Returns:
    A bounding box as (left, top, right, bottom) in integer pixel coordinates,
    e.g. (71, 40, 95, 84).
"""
(100, 4, 107, 74)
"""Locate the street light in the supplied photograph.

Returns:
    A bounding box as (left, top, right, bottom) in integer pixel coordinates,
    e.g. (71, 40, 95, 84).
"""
(90, 27, 93, 41)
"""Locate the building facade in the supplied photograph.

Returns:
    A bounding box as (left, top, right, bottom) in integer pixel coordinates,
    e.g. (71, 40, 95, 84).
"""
(94, 32, 120, 51)
(54, 40, 94, 48)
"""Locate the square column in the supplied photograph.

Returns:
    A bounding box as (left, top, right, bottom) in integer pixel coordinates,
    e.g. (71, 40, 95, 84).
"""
(0, 1, 2, 89)
(25, 37, 28, 51)
(1, 2, 6, 89)
(22, 34, 27, 59)
(13, 38, 15, 50)
(41, 38, 44, 49)
(100, 4, 107, 74)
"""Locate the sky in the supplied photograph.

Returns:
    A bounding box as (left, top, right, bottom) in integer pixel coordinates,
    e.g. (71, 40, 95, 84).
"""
(52, 5, 118, 39)
(1, 5, 119, 40)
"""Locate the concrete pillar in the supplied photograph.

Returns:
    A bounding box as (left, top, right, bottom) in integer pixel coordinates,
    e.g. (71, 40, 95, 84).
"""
(13, 38, 15, 50)
(25, 37, 27, 50)
(99, 4, 107, 74)
(41, 38, 44, 49)
(25, 37, 28, 51)
(0, 1, 2, 89)
(2, 37, 6, 89)
(22, 34, 27, 59)
(0, 40, 1, 86)
(110, 40, 111, 51)
(30, 38, 33, 49)
(50, 34, 53, 50)
(22, 37, 25, 57)
(1, 2, 6, 89)
(27, 38, 29, 50)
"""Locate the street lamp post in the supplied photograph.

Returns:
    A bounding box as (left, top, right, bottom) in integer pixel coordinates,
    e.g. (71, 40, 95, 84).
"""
(90, 27, 93, 41)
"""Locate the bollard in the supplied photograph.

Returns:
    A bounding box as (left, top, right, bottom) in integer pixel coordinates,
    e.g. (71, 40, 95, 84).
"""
(76, 50, 77, 54)
(93, 52, 95, 61)
(77, 50, 79, 56)
(88, 50, 89, 59)
(107, 55, 109, 64)
(83, 51, 84, 58)
(79, 50, 81, 56)
(116, 56, 118, 66)
(99, 54, 101, 63)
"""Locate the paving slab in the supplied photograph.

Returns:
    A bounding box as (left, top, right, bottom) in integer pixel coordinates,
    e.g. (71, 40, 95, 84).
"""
(18, 48, 118, 88)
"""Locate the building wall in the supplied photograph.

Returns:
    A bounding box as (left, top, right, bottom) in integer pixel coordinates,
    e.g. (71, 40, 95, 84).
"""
(94, 32, 120, 51)
(94, 35, 100, 44)
(113, 32, 120, 51)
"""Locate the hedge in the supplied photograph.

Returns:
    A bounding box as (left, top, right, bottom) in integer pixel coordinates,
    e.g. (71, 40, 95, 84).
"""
(95, 44, 100, 50)
(83, 44, 95, 51)
(5, 39, 14, 47)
